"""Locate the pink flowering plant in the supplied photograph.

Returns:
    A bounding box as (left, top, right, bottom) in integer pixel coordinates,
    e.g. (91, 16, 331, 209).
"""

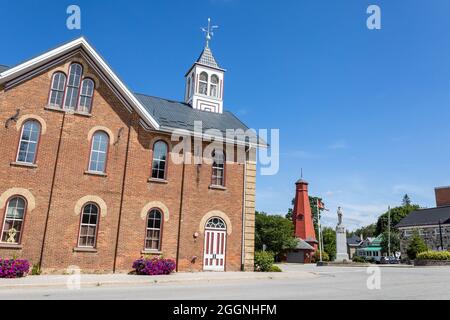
(132, 257, 176, 276)
(0, 259, 30, 278)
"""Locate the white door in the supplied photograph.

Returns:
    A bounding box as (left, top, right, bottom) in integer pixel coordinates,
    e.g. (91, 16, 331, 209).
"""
(203, 229, 227, 271)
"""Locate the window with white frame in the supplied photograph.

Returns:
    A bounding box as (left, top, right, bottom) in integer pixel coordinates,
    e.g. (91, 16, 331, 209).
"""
(211, 150, 225, 187)
(78, 78, 95, 113)
(1, 197, 26, 244)
(49, 72, 67, 107)
(16, 120, 41, 164)
(88, 131, 109, 173)
(151, 141, 168, 180)
(64, 63, 83, 110)
(145, 209, 162, 251)
(78, 203, 99, 248)
(199, 72, 208, 95)
(210, 75, 219, 97)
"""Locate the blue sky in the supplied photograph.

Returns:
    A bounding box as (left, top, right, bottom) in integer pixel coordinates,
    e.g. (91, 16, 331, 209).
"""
(2, 0, 450, 229)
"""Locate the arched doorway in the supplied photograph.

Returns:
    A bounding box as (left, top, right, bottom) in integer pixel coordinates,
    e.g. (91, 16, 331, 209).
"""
(203, 217, 227, 271)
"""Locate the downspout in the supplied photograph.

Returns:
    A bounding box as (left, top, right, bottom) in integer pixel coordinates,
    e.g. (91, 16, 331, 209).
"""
(113, 119, 132, 273)
(175, 153, 186, 272)
(241, 145, 250, 271)
(39, 112, 66, 269)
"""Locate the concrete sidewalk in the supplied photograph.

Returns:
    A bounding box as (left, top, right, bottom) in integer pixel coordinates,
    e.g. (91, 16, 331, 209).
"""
(0, 269, 317, 290)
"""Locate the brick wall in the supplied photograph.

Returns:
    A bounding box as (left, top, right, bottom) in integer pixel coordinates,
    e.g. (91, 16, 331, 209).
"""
(0, 54, 253, 273)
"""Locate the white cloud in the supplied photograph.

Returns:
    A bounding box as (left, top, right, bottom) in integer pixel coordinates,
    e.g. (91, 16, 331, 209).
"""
(328, 140, 349, 150)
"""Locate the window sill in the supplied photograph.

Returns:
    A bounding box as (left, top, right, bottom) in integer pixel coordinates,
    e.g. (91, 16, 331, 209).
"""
(10, 162, 38, 169)
(209, 185, 227, 191)
(73, 247, 98, 253)
(0, 243, 23, 250)
(148, 178, 168, 184)
(45, 105, 92, 117)
(141, 250, 163, 255)
(84, 171, 107, 177)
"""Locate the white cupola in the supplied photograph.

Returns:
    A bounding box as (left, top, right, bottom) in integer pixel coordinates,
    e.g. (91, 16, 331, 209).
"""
(184, 18, 225, 114)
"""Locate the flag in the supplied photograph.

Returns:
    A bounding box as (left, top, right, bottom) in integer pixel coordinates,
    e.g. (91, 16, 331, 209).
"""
(317, 199, 325, 210)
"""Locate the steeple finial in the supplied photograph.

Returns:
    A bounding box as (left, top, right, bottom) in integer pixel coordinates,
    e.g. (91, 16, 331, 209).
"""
(201, 18, 219, 48)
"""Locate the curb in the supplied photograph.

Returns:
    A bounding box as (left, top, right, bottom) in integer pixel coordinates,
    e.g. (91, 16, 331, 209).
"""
(0, 273, 317, 290)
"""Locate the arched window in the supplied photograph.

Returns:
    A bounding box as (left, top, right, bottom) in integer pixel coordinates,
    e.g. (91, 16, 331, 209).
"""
(190, 74, 194, 97)
(49, 72, 67, 107)
(145, 209, 163, 251)
(78, 78, 95, 113)
(1, 197, 27, 244)
(64, 63, 83, 110)
(210, 75, 219, 98)
(151, 141, 168, 180)
(16, 120, 41, 164)
(205, 217, 227, 230)
(187, 77, 191, 99)
(78, 203, 99, 248)
(199, 72, 208, 95)
(88, 131, 109, 173)
(211, 150, 225, 187)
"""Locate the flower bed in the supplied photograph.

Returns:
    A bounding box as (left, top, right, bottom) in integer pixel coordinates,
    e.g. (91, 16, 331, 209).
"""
(132, 257, 176, 276)
(0, 259, 30, 278)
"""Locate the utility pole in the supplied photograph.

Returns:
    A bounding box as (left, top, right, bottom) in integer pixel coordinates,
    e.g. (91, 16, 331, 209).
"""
(387, 206, 391, 257)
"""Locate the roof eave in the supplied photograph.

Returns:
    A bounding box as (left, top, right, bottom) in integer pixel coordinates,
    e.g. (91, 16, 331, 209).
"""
(0, 37, 160, 130)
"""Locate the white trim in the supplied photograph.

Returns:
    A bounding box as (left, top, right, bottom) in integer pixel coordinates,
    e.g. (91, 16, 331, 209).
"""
(0, 37, 160, 130)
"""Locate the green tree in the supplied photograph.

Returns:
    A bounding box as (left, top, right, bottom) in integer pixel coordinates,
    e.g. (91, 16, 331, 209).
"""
(406, 231, 428, 260)
(348, 223, 377, 239)
(376, 205, 419, 236)
(255, 211, 298, 256)
(322, 227, 337, 261)
(380, 230, 400, 255)
(402, 194, 411, 207)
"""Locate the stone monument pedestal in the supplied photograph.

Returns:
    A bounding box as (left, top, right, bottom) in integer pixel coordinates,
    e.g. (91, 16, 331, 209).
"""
(335, 225, 350, 262)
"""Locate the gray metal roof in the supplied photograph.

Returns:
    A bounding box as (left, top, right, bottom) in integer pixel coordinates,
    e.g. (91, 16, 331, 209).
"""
(347, 235, 363, 246)
(396, 206, 450, 228)
(0, 65, 9, 73)
(0, 58, 260, 145)
(294, 238, 315, 250)
(135, 93, 261, 144)
(196, 47, 220, 69)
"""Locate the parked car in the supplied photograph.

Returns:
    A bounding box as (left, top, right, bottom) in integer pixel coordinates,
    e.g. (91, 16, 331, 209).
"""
(380, 256, 400, 264)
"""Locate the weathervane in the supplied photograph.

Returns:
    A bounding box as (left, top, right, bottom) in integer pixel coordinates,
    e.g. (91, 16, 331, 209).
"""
(201, 18, 219, 48)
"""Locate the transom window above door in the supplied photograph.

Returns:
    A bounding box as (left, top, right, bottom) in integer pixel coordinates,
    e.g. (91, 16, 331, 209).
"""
(48, 63, 95, 114)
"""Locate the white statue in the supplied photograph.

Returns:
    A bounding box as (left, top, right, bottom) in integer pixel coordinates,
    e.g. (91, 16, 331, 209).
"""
(337, 207, 343, 226)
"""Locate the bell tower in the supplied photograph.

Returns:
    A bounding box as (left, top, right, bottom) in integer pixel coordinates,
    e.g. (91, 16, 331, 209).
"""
(293, 178, 318, 249)
(184, 18, 225, 114)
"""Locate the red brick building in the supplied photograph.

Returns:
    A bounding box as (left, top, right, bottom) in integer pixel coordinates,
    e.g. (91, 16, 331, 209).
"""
(0, 37, 260, 273)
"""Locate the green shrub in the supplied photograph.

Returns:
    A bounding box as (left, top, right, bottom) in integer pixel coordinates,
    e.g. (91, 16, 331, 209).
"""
(312, 250, 330, 263)
(269, 265, 282, 272)
(254, 251, 275, 272)
(31, 264, 41, 276)
(416, 251, 450, 261)
(407, 232, 428, 260)
(352, 256, 366, 263)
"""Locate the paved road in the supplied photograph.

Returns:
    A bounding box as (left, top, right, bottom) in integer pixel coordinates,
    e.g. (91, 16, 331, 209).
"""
(0, 265, 449, 300)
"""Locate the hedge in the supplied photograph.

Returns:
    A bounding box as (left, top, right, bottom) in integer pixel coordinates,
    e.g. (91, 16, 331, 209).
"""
(416, 251, 450, 261)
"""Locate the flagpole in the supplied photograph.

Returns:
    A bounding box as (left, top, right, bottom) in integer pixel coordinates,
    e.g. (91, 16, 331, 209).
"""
(317, 199, 323, 263)
(388, 206, 391, 257)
